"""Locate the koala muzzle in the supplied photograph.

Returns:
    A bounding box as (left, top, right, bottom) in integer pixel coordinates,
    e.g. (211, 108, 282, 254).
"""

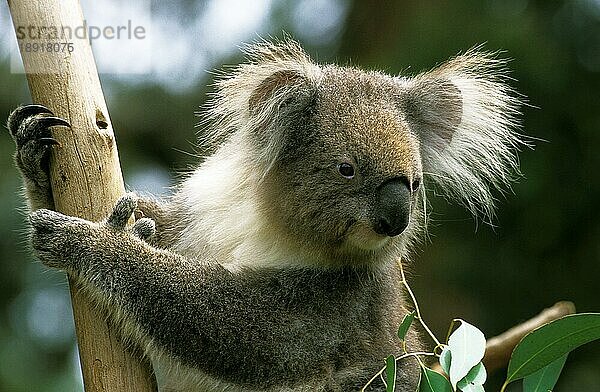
(373, 178, 411, 237)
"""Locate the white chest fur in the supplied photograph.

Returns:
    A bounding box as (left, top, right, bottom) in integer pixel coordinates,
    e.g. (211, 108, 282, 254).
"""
(170, 141, 305, 271)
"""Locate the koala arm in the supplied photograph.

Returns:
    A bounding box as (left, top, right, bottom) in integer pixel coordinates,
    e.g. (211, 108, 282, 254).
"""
(30, 195, 404, 389)
(29, 195, 226, 365)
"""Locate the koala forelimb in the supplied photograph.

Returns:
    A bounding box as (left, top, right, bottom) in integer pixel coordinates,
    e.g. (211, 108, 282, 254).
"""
(30, 196, 419, 391)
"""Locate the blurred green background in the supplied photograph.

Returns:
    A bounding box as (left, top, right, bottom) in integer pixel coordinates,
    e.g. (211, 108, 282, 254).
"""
(0, 0, 598, 391)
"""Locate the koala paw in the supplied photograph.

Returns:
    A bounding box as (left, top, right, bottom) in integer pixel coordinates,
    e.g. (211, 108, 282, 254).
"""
(7, 104, 70, 193)
(29, 208, 96, 270)
(132, 218, 156, 241)
(29, 194, 156, 271)
(105, 194, 156, 241)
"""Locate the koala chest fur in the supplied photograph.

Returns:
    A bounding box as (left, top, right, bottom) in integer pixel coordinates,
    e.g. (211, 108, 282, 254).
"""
(13, 38, 526, 392)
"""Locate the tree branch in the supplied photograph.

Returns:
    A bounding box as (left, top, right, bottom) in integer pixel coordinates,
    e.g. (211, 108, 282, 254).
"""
(8, 1, 157, 390)
(482, 301, 576, 373)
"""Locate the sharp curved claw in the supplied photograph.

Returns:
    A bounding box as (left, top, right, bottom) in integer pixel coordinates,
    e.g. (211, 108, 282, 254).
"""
(39, 137, 61, 147)
(18, 104, 54, 117)
(8, 105, 54, 137)
(37, 116, 71, 128)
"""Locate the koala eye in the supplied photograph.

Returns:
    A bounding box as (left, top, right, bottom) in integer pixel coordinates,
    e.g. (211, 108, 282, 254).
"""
(338, 162, 355, 179)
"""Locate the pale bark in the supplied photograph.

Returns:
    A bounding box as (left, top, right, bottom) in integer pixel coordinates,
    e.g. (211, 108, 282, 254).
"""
(8, 0, 157, 390)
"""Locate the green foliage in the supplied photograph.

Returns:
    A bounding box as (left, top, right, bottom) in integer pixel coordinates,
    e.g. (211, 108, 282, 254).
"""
(385, 355, 396, 392)
(445, 320, 486, 389)
(439, 347, 451, 375)
(368, 264, 598, 391)
(419, 366, 453, 392)
(428, 321, 487, 391)
(502, 313, 600, 391)
(406, 312, 600, 391)
(523, 355, 568, 392)
(457, 363, 486, 391)
(458, 384, 484, 392)
(398, 311, 416, 342)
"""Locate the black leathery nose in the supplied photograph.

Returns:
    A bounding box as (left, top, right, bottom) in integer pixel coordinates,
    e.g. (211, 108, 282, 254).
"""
(373, 178, 411, 237)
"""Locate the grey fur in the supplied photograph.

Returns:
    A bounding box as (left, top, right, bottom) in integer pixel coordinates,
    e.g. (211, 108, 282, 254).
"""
(133, 217, 157, 241)
(8, 39, 526, 391)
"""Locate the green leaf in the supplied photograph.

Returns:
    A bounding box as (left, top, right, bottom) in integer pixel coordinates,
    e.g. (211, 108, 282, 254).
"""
(447, 320, 486, 389)
(419, 366, 453, 392)
(460, 384, 484, 392)
(457, 362, 487, 389)
(385, 355, 396, 392)
(504, 313, 600, 388)
(439, 346, 451, 375)
(398, 311, 416, 341)
(522, 355, 568, 392)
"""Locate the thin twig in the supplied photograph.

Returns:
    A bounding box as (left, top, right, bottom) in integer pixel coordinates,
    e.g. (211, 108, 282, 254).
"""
(396, 258, 441, 347)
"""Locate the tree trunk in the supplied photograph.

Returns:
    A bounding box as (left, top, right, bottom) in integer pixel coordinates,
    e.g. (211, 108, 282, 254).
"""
(7, 0, 157, 390)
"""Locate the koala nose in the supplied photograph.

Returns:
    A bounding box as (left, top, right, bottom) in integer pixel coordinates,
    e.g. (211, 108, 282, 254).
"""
(373, 178, 412, 237)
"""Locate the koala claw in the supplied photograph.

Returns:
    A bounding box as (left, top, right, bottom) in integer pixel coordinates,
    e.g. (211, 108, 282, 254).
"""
(33, 115, 71, 132)
(8, 105, 70, 143)
(7, 104, 54, 136)
(8, 105, 70, 197)
(39, 137, 62, 147)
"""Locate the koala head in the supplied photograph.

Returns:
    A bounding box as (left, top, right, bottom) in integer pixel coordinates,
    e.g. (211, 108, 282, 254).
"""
(204, 40, 526, 268)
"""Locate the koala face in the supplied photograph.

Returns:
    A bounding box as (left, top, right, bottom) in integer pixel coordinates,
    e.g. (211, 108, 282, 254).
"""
(209, 40, 525, 268)
(258, 67, 423, 266)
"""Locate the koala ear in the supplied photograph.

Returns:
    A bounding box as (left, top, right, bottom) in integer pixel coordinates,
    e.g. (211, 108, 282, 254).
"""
(202, 39, 320, 167)
(248, 70, 306, 113)
(400, 50, 529, 220)
(400, 77, 463, 150)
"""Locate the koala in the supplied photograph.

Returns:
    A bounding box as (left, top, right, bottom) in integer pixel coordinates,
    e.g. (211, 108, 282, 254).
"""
(7, 40, 525, 391)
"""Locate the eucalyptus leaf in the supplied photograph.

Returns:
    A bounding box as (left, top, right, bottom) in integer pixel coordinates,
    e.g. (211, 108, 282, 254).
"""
(447, 320, 486, 389)
(439, 346, 451, 376)
(459, 384, 485, 392)
(398, 311, 416, 341)
(522, 355, 568, 392)
(504, 313, 600, 388)
(419, 366, 453, 392)
(385, 355, 396, 392)
(457, 362, 487, 388)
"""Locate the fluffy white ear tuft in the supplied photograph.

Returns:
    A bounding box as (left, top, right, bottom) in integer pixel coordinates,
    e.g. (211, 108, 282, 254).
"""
(401, 49, 530, 221)
(199, 39, 321, 166)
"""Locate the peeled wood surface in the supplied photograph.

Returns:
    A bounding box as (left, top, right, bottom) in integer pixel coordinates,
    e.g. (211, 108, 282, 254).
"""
(8, 0, 157, 390)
